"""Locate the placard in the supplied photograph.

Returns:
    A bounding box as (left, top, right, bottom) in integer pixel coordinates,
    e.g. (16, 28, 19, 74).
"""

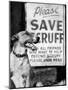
(26, 3, 65, 66)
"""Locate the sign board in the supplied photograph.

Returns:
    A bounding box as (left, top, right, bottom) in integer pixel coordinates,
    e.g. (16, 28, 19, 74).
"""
(25, 3, 65, 66)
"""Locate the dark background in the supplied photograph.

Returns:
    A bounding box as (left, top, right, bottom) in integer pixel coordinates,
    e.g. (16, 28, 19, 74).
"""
(10, 1, 26, 37)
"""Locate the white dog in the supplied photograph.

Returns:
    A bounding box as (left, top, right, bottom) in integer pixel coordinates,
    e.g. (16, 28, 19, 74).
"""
(10, 31, 39, 88)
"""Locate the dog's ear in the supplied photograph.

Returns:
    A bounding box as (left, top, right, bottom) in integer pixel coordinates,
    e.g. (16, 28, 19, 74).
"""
(10, 34, 19, 52)
(11, 34, 19, 41)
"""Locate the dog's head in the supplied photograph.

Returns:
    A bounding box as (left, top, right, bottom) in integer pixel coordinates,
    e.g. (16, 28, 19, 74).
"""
(12, 31, 40, 51)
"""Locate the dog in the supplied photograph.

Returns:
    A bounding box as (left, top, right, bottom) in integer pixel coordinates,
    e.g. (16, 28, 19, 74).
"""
(10, 31, 39, 88)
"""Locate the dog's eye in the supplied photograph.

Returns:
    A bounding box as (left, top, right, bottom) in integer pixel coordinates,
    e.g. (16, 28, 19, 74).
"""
(24, 42, 27, 44)
(26, 43, 31, 46)
(22, 75, 27, 78)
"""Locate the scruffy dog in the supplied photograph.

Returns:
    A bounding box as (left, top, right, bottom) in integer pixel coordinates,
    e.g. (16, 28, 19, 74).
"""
(10, 31, 39, 88)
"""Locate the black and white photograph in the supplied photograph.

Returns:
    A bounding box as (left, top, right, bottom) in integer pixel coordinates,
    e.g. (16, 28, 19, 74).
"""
(9, 1, 66, 89)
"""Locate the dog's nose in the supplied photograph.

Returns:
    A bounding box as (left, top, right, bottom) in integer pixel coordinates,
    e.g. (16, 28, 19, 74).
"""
(34, 37, 40, 44)
(37, 37, 40, 42)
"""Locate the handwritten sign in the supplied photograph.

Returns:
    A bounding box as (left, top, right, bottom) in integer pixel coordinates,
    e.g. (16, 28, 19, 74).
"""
(25, 3, 65, 66)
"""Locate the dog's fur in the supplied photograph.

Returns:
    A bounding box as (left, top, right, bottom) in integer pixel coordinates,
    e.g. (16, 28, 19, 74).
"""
(10, 31, 39, 88)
